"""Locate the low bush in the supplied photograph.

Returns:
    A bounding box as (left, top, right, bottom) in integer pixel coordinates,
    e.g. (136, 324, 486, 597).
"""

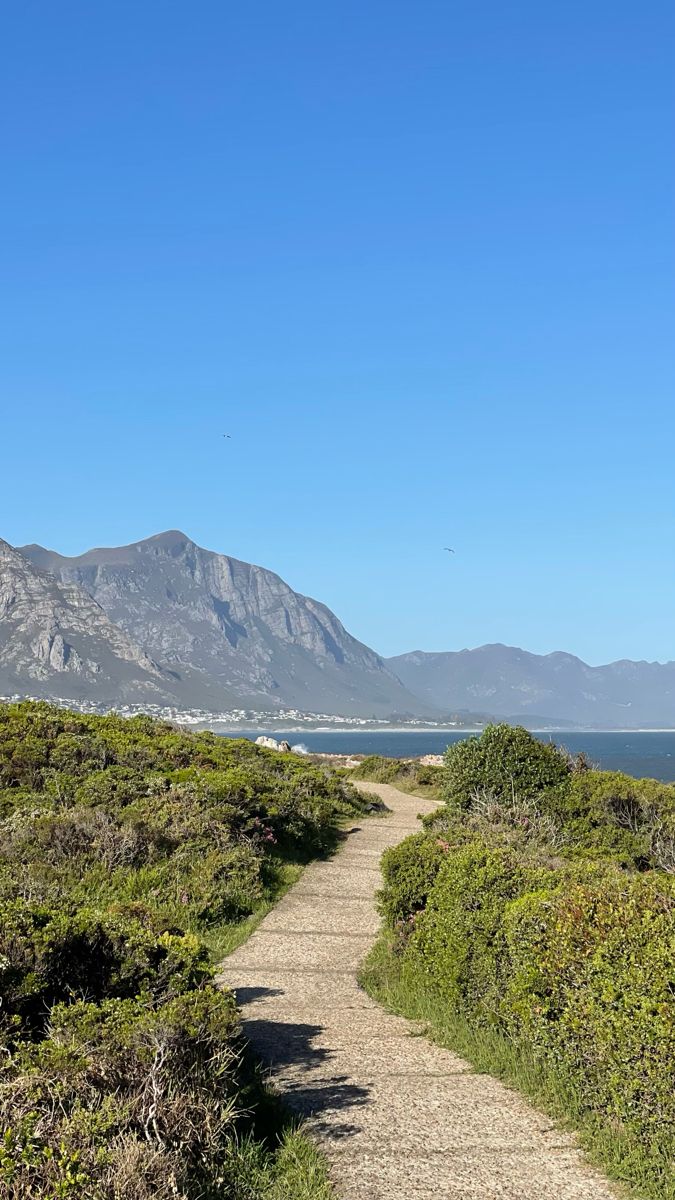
(441, 723, 573, 810)
(504, 869, 675, 1164)
(0, 701, 366, 1196)
(378, 833, 447, 936)
(0, 988, 242, 1200)
(411, 842, 551, 1021)
(546, 768, 675, 868)
(437, 725, 675, 871)
(371, 723, 675, 1197)
(0, 902, 212, 1037)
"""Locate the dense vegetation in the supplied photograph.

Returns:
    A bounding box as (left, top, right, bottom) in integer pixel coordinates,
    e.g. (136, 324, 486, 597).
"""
(362, 725, 675, 1199)
(0, 701, 368, 1199)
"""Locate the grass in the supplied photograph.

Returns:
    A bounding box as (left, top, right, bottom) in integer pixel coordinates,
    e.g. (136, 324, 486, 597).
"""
(232, 1128, 334, 1199)
(219, 1125, 333, 1198)
(359, 934, 670, 1200)
(264, 1130, 334, 1199)
(388, 775, 442, 801)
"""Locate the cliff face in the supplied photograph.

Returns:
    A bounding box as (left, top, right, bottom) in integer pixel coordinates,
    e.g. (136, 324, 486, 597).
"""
(0, 539, 168, 702)
(19, 532, 430, 716)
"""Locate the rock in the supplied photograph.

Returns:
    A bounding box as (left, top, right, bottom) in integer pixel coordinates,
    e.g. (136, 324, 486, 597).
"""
(254, 736, 292, 753)
(0, 539, 164, 697)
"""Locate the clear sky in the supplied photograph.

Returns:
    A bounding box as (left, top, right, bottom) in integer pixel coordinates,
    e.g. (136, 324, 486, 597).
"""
(2, 2, 674, 664)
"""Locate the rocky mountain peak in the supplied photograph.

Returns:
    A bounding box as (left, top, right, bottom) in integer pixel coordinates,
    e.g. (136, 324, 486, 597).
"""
(132, 530, 195, 555)
(0, 538, 169, 702)
(15, 532, 432, 717)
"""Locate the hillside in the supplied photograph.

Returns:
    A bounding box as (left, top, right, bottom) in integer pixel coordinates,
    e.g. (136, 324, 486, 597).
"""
(10, 529, 675, 727)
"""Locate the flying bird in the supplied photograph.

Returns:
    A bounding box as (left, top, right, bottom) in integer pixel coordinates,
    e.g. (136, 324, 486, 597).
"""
(444, 547, 455, 553)
(223, 434, 231, 439)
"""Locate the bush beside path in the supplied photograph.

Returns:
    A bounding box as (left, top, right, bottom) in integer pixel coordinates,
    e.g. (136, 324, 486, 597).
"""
(218, 778, 618, 1200)
(0, 701, 368, 1199)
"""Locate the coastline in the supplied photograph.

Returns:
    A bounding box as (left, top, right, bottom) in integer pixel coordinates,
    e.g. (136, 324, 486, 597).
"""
(209, 728, 675, 783)
(203, 724, 675, 735)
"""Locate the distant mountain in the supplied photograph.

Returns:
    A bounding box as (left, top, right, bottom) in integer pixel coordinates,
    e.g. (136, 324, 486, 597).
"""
(387, 644, 675, 729)
(0, 539, 171, 703)
(10, 530, 675, 727)
(19, 531, 431, 717)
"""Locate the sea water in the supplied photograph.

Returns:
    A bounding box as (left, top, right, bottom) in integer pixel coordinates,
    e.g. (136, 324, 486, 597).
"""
(219, 729, 675, 782)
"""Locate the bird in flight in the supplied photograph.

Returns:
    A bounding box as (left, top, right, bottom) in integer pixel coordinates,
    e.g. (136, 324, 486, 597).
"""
(223, 434, 231, 439)
(444, 547, 455, 553)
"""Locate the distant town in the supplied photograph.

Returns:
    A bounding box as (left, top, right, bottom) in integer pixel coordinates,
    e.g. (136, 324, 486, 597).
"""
(0, 693, 485, 732)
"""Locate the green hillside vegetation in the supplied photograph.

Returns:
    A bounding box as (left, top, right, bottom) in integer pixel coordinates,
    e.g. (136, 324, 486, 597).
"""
(0, 701, 369, 1199)
(350, 754, 443, 799)
(361, 725, 675, 1200)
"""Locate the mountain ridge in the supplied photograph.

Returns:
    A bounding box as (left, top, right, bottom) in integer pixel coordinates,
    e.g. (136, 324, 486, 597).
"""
(387, 643, 675, 728)
(7, 531, 675, 726)
(17, 532, 431, 717)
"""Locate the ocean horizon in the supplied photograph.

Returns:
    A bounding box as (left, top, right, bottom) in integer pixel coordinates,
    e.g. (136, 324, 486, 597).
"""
(218, 729, 675, 783)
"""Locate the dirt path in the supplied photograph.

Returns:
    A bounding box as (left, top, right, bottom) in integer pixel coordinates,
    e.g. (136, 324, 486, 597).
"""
(217, 780, 617, 1199)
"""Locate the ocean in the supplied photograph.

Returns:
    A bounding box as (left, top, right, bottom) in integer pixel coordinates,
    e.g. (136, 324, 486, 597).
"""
(219, 729, 675, 782)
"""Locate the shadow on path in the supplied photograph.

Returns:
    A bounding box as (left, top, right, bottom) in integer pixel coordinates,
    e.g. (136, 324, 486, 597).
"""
(242, 1012, 371, 1139)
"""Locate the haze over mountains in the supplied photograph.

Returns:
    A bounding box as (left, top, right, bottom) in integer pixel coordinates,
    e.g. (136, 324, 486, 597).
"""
(2, 530, 675, 728)
(388, 647, 675, 729)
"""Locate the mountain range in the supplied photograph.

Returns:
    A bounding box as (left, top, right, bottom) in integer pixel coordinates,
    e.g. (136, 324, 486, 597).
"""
(5, 532, 428, 717)
(388, 646, 675, 729)
(2, 530, 674, 728)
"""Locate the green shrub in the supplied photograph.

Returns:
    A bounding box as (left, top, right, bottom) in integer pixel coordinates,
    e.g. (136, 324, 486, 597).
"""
(504, 869, 675, 1171)
(543, 769, 675, 868)
(0, 987, 241, 1200)
(379, 833, 447, 934)
(383, 829, 675, 1196)
(442, 724, 571, 811)
(0, 700, 368, 1196)
(349, 755, 400, 783)
(423, 793, 565, 865)
(410, 841, 550, 1020)
(0, 902, 212, 1035)
(370, 724, 675, 1194)
(429, 754, 675, 872)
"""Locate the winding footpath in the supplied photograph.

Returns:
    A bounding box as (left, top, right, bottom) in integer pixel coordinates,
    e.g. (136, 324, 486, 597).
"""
(217, 781, 617, 1200)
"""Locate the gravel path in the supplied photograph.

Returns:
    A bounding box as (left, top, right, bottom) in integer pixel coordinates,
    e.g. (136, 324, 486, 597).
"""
(217, 780, 617, 1199)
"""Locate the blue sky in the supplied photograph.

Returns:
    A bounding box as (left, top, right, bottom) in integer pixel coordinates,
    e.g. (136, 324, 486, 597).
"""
(2, 2, 674, 663)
